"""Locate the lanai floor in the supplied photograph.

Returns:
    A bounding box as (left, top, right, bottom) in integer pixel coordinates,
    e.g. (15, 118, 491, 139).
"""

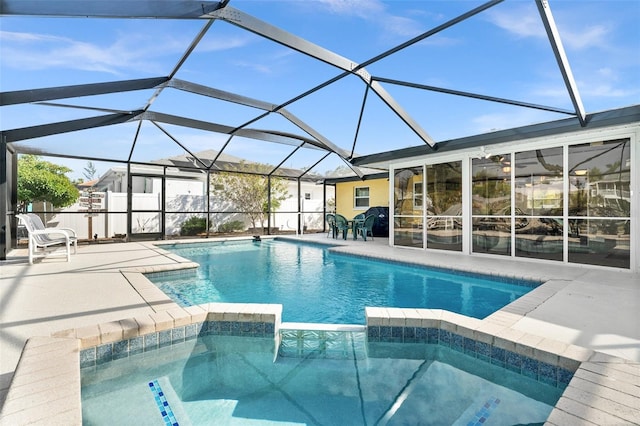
(1, 234, 638, 415)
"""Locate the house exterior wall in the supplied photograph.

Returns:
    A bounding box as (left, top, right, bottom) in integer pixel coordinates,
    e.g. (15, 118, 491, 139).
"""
(386, 122, 639, 272)
(335, 178, 389, 218)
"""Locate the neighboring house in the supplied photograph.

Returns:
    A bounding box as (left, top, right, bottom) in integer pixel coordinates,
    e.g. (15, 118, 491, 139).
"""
(51, 150, 332, 239)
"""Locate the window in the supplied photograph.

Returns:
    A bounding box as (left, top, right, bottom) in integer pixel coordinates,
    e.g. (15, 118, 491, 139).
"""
(568, 139, 630, 268)
(393, 167, 424, 248)
(354, 187, 370, 208)
(514, 148, 563, 261)
(471, 154, 512, 256)
(426, 161, 462, 251)
(413, 182, 423, 209)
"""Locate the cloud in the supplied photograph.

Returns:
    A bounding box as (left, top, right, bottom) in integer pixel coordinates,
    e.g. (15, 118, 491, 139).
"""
(557, 24, 609, 51)
(1, 30, 170, 75)
(485, 4, 612, 52)
(486, 6, 544, 39)
(0, 29, 252, 76)
(315, 0, 385, 19)
(315, 0, 430, 39)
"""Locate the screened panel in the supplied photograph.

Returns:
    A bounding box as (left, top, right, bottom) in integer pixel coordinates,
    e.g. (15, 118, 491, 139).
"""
(165, 177, 207, 213)
(394, 167, 423, 216)
(472, 218, 511, 256)
(515, 220, 564, 261)
(472, 155, 511, 215)
(394, 217, 423, 249)
(514, 147, 563, 260)
(12, 124, 141, 161)
(212, 213, 248, 235)
(426, 161, 462, 251)
(131, 212, 161, 234)
(515, 148, 563, 216)
(568, 139, 631, 268)
(569, 140, 631, 218)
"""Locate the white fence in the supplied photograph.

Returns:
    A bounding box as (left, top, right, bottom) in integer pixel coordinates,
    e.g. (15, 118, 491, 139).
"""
(46, 191, 328, 239)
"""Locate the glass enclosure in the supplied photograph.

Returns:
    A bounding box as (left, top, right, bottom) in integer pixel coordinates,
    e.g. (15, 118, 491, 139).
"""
(393, 167, 424, 248)
(426, 161, 462, 251)
(568, 140, 631, 268)
(393, 138, 632, 269)
(472, 154, 511, 255)
(514, 148, 563, 261)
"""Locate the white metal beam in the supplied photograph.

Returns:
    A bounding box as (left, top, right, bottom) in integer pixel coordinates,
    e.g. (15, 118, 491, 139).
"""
(210, 6, 436, 147)
(536, 0, 586, 126)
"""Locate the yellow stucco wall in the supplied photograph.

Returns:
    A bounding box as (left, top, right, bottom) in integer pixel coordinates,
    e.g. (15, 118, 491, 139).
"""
(335, 178, 389, 218)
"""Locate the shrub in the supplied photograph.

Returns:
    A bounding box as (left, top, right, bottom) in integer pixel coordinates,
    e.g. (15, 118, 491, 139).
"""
(218, 220, 245, 233)
(180, 217, 208, 236)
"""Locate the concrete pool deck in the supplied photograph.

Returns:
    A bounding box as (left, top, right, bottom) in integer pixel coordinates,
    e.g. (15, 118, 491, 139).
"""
(0, 235, 638, 424)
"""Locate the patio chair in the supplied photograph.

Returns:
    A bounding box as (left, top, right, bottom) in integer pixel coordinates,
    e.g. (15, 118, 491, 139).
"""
(334, 214, 351, 240)
(356, 214, 376, 241)
(17, 214, 78, 264)
(326, 213, 336, 238)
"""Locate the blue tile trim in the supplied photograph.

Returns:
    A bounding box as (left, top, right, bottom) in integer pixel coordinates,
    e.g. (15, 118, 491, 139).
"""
(96, 344, 112, 365)
(148, 380, 179, 426)
(144, 268, 197, 280)
(80, 320, 276, 368)
(467, 396, 500, 426)
(80, 347, 96, 368)
(373, 325, 574, 390)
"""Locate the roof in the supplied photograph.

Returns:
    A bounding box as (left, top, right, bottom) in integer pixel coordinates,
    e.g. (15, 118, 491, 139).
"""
(352, 104, 640, 168)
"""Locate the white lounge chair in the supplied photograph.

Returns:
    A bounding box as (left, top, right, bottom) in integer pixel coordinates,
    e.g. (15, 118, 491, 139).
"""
(17, 214, 78, 264)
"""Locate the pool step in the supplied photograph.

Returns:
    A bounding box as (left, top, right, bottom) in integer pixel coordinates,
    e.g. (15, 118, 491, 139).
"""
(278, 322, 367, 360)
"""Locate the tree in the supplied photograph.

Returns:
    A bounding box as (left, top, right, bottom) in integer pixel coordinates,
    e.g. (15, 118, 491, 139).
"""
(17, 155, 79, 213)
(83, 161, 97, 181)
(210, 162, 289, 231)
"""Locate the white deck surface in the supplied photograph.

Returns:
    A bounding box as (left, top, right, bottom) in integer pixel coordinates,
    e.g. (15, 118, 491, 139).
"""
(1, 234, 638, 417)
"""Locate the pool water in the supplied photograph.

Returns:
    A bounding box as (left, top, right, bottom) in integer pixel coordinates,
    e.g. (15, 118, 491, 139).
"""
(81, 334, 559, 425)
(151, 240, 537, 324)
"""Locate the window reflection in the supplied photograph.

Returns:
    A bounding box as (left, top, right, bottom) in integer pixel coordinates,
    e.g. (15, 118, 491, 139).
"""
(393, 167, 424, 248)
(394, 167, 423, 216)
(568, 140, 630, 268)
(569, 140, 631, 218)
(472, 155, 510, 255)
(568, 219, 630, 268)
(472, 155, 511, 215)
(426, 161, 462, 251)
(394, 216, 423, 248)
(515, 148, 563, 216)
(472, 217, 510, 255)
(515, 218, 563, 261)
(391, 138, 631, 269)
(513, 147, 563, 260)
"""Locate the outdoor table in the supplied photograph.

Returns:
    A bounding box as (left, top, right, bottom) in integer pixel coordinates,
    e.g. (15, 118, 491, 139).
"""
(348, 219, 364, 240)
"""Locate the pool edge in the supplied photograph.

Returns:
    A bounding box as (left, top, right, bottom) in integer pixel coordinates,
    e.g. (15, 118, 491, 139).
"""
(4, 304, 637, 425)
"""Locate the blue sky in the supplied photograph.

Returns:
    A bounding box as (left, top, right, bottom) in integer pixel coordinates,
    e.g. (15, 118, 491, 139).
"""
(1, 0, 639, 180)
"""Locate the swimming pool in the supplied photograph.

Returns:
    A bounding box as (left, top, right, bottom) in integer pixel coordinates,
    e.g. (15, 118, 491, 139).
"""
(150, 240, 538, 324)
(81, 333, 561, 425)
